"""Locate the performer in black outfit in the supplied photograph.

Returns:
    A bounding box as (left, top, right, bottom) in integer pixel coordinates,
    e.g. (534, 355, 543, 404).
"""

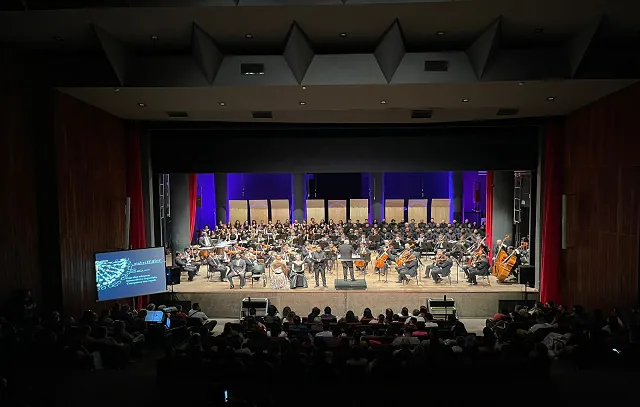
(465, 254, 490, 285)
(338, 239, 356, 281)
(311, 246, 327, 287)
(175, 251, 198, 281)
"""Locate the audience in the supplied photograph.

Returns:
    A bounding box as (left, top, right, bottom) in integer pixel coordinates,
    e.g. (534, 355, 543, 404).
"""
(2, 292, 640, 406)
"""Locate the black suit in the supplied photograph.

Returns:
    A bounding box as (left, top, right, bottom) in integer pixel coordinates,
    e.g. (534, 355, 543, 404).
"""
(430, 258, 453, 282)
(397, 254, 419, 283)
(175, 257, 198, 281)
(467, 259, 490, 284)
(311, 251, 327, 286)
(338, 243, 356, 281)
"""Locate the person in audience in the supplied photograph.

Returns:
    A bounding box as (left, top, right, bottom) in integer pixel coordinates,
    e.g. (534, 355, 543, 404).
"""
(308, 307, 322, 324)
(361, 308, 374, 321)
(187, 303, 217, 331)
(316, 323, 333, 338)
(345, 310, 359, 323)
(265, 304, 281, 324)
(267, 321, 287, 338)
(321, 306, 335, 320)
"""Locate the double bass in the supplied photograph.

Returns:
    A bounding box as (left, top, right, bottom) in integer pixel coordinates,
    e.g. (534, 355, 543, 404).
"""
(492, 234, 522, 282)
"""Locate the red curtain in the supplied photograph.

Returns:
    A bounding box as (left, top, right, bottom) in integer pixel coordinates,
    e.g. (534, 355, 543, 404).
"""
(125, 123, 149, 311)
(189, 174, 198, 243)
(485, 171, 493, 255)
(540, 119, 563, 304)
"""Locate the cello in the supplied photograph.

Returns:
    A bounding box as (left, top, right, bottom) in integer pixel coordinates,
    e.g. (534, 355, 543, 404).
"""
(375, 247, 390, 269)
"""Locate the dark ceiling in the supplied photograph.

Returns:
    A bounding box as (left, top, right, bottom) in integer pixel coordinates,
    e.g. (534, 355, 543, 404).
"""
(0, 0, 638, 123)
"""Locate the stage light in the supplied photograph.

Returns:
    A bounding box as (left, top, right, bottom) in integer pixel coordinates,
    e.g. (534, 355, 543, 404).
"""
(518, 81, 525, 86)
(245, 34, 253, 39)
(461, 98, 469, 103)
(150, 35, 159, 41)
(436, 31, 445, 36)
(137, 102, 147, 107)
(340, 33, 347, 37)
(219, 102, 226, 106)
(380, 100, 386, 104)
(547, 96, 556, 101)
(113, 87, 120, 92)
(302, 86, 307, 90)
(299, 101, 306, 105)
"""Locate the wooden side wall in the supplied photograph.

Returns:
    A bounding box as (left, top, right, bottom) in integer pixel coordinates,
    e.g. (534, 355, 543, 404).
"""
(561, 83, 640, 309)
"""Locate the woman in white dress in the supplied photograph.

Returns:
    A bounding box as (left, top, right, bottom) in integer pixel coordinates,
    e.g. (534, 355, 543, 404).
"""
(289, 254, 308, 289)
(269, 255, 290, 290)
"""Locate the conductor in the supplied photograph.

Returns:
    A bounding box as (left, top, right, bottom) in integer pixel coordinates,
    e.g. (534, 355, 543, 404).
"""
(338, 239, 356, 281)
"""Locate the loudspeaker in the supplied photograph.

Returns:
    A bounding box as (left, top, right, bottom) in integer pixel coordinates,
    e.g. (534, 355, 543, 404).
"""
(473, 182, 481, 204)
(166, 266, 181, 285)
(519, 265, 535, 288)
(334, 279, 367, 290)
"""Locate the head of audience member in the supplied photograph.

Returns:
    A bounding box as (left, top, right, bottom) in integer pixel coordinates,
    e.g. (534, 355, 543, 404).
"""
(401, 307, 409, 317)
(362, 308, 374, 320)
(345, 310, 358, 323)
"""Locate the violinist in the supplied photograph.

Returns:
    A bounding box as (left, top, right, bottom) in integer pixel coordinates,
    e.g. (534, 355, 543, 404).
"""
(396, 248, 420, 283)
(424, 249, 445, 278)
(465, 253, 490, 285)
(429, 253, 453, 284)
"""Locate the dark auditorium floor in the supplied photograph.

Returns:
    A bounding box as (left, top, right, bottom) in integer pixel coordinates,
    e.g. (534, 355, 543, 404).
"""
(37, 353, 639, 406)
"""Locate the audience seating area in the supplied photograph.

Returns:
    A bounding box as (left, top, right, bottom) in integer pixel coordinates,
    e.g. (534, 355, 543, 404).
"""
(2, 292, 640, 406)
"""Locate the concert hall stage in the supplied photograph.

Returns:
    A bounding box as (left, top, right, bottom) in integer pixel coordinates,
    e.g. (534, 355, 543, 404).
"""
(170, 267, 538, 318)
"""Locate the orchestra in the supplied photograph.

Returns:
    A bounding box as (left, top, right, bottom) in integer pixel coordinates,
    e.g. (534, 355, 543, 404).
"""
(175, 218, 529, 289)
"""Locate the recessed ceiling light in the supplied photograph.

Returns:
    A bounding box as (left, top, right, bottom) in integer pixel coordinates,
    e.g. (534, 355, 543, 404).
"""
(150, 35, 159, 41)
(380, 100, 387, 105)
(137, 103, 146, 107)
(547, 96, 556, 101)
(299, 101, 306, 105)
(462, 98, 469, 103)
(52, 36, 64, 42)
(340, 33, 347, 37)
(436, 31, 445, 36)
(302, 86, 306, 90)
(534, 28, 544, 34)
(245, 34, 253, 39)
(219, 102, 226, 107)
(113, 87, 120, 92)
(518, 81, 525, 86)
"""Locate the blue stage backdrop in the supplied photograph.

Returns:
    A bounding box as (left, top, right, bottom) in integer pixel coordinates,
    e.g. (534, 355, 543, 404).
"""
(228, 173, 292, 200)
(196, 174, 215, 230)
(462, 171, 487, 221)
(195, 172, 484, 227)
(384, 172, 450, 199)
(95, 247, 167, 301)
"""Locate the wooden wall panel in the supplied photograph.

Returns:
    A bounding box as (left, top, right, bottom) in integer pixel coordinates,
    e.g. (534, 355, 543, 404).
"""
(349, 199, 368, 223)
(0, 49, 41, 301)
(385, 199, 405, 223)
(229, 200, 248, 224)
(55, 93, 127, 316)
(408, 199, 428, 223)
(327, 200, 347, 222)
(560, 82, 640, 310)
(249, 199, 268, 223)
(270, 199, 290, 223)
(431, 199, 451, 224)
(306, 199, 325, 222)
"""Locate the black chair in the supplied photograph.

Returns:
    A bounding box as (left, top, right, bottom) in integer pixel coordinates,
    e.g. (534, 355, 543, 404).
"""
(246, 263, 266, 287)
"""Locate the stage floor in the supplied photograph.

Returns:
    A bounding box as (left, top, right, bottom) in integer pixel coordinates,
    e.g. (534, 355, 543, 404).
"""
(169, 264, 538, 318)
(173, 264, 536, 294)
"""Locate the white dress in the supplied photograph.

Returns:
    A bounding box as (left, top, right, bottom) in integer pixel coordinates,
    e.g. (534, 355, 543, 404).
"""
(270, 262, 290, 290)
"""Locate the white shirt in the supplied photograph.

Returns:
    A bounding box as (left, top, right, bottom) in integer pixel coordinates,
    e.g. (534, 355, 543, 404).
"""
(188, 310, 209, 322)
(316, 331, 333, 337)
(424, 321, 439, 328)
